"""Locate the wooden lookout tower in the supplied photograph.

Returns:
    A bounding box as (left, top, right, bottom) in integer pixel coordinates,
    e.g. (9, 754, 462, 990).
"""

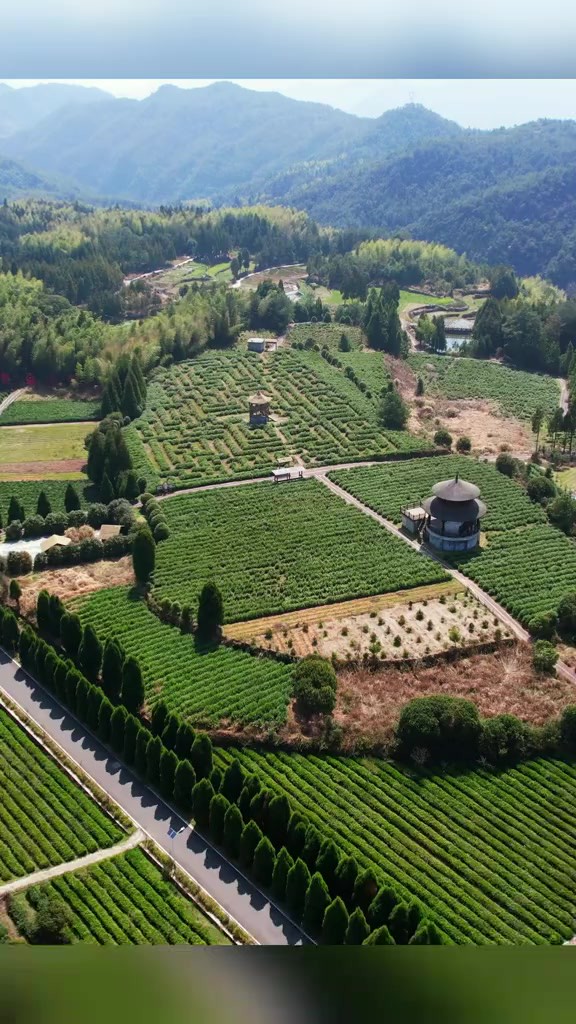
(249, 391, 271, 426)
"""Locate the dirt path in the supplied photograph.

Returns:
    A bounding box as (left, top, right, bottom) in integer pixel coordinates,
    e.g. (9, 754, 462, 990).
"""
(0, 829, 144, 899)
(559, 378, 570, 415)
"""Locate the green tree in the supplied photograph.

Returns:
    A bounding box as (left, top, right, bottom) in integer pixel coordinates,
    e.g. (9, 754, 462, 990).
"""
(160, 748, 178, 798)
(302, 872, 330, 935)
(197, 582, 224, 642)
(379, 388, 408, 430)
(100, 473, 115, 505)
(532, 406, 544, 453)
(64, 483, 81, 512)
(322, 896, 349, 945)
(34, 896, 73, 944)
(532, 639, 558, 674)
(433, 428, 452, 449)
(266, 794, 291, 849)
(151, 700, 168, 736)
(132, 526, 156, 585)
(8, 496, 25, 524)
(292, 655, 337, 715)
(316, 839, 341, 893)
(560, 705, 576, 751)
(363, 925, 395, 945)
(409, 920, 446, 944)
(302, 824, 322, 870)
(221, 758, 245, 804)
(272, 846, 294, 902)
(285, 858, 311, 921)
(77, 625, 103, 683)
(161, 712, 179, 751)
(547, 492, 576, 535)
(190, 733, 213, 779)
(240, 820, 263, 871)
(123, 714, 140, 765)
(174, 721, 196, 762)
(334, 855, 358, 907)
(455, 435, 472, 453)
(120, 656, 145, 714)
(145, 734, 162, 786)
(101, 638, 124, 701)
(60, 613, 83, 660)
(389, 901, 422, 944)
(1, 609, 19, 653)
(8, 578, 22, 611)
(368, 886, 398, 929)
(252, 836, 276, 887)
(192, 778, 215, 828)
(36, 590, 52, 633)
(110, 705, 127, 754)
(134, 727, 149, 776)
(173, 759, 196, 809)
(97, 698, 113, 743)
(345, 907, 370, 945)
(209, 793, 229, 844)
(223, 803, 243, 858)
(353, 867, 380, 913)
(495, 452, 517, 478)
(37, 491, 52, 518)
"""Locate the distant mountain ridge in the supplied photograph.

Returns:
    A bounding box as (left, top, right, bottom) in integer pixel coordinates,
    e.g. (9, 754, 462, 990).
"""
(0, 83, 462, 203)
(0, 82, 112, 138)
(1, 82, 576, 284)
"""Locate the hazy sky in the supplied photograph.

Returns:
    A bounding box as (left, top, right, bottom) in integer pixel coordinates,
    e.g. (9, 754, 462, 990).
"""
(3, 79, 576, 128)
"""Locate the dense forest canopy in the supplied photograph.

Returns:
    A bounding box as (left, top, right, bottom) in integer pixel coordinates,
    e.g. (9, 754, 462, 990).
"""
(263, 121, 576, 289)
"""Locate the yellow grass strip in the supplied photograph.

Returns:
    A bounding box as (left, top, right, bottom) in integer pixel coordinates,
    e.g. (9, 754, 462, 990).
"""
(224, 580, 462, 640)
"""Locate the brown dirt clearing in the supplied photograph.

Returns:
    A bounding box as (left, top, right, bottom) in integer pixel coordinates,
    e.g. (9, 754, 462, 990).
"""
(18, 558, 134, 617)
(329, 644, 573, 754)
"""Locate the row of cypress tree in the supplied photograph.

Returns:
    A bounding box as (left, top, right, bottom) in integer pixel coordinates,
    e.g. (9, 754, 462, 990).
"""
(6, 595, 445, 945)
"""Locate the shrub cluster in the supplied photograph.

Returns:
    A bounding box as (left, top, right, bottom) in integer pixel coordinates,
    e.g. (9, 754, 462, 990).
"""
(292, 655, 337, 715)
(140, 494, 170, 542)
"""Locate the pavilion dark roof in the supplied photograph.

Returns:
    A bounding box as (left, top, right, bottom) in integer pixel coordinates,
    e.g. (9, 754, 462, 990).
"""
(431, 473, 480, 502)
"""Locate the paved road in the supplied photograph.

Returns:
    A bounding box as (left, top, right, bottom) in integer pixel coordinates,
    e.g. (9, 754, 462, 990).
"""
(0, 652, 306, 947)
(0, 829, 144, 898)
(0, 388, 26, 419)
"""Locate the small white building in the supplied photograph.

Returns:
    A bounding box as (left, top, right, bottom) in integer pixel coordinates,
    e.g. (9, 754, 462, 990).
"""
(247, 337, 266, 353)
(272, 467, 304, 483)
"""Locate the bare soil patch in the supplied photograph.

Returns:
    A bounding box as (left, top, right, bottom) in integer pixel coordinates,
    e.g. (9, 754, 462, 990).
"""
(330, 644, 572, 753)
(385, 353, 533, 456)
(0, 459, 85, 476)
(18, 558, 134, 617)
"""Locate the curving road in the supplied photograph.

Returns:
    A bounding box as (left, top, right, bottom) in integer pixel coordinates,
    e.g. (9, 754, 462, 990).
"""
(0, 650, 307, 947)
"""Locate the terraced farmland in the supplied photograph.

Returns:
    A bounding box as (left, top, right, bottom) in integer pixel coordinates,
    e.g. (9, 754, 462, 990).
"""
(13, 848, 227, 945)
(330, 456, 547, 533)
(215, 747, 576, 944)
(73, 587, 292, 726)
(0, 399, 101, 425)
(456, 524, 576, 625)
(408, 354, 560, 421)
(153, 479, 449, 621)
(125, 347, 430, 489)
(0, 710, 122, 882)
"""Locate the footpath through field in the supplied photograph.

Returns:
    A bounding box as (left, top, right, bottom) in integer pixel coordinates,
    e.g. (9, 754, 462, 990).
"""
(0, 652, 307, 947)
(0, 829, 144, 898)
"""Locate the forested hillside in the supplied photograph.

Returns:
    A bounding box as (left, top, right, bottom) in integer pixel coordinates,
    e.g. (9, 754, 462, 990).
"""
(263, 120, 576, 288)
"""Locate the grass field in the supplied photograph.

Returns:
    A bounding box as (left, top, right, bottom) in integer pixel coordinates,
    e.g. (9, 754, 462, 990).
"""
(555, 467, 576, 492)
(215, 746, 576, 944)
(153, 479, 449, 622)
(10, 848, 228, 945)
(329, 457, 547, 533)
(0, 399, 101, 425)
(125, 347, 430, 490)
(0, 422, 90, 466)
(408, 354, 560, 421)
(73, 587, 292, 726)
(399, 291, 457, 311)
(0, 478, 95, 520)
(0, 710, 122, 882)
